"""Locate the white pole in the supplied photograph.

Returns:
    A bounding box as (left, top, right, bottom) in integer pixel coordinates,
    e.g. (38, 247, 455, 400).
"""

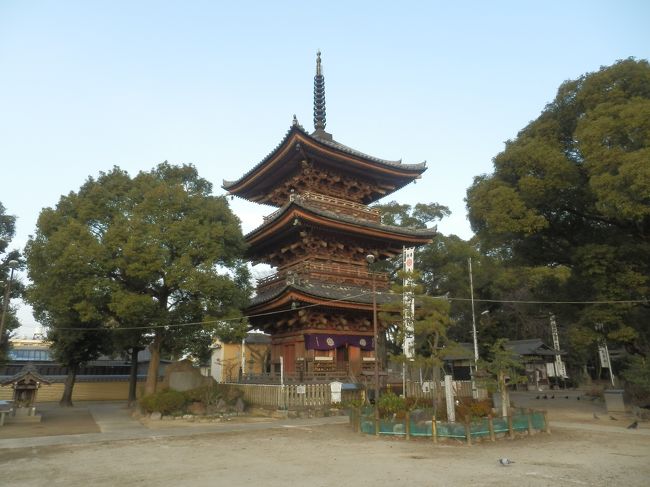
(468, 258, 478, 363)
(468, 258, 479, 399)
(444, 375, 456, 423)
(604, 342, 615, 387)
(241, 336, 246, 376)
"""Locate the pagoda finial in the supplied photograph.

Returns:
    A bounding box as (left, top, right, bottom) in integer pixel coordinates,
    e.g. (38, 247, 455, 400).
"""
(313, 50, 326, 131)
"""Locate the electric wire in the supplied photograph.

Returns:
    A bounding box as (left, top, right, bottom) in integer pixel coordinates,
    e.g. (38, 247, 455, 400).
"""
(38, 289, 647, 332)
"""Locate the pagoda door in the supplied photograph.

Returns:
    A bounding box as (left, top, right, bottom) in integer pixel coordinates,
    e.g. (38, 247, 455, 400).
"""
(348, 346, 361, 376)
(283, 344, 295, 376)
(336, 345, 348, 372)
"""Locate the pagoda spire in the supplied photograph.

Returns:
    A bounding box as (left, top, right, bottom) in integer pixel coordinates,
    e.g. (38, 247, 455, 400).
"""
(313, 51, 326, 131)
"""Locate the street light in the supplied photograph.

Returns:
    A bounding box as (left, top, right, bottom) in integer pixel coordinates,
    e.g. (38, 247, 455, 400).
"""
(366, 254, 380, 419)
(0, 259, 19, 346)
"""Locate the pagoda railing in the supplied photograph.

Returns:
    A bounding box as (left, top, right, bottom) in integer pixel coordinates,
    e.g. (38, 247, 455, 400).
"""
(263, 191, 381, 223)
(256, 260, 389, 292)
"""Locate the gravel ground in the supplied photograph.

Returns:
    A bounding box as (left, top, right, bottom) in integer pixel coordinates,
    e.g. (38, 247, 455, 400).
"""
(0, 392, 648, 487)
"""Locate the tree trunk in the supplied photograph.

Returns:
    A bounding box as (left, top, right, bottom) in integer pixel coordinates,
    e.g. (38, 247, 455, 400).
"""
(60, 364, 78, 407)
(582, 364, 592, 385)
(499, 370, 509, 418)
(128, 346, 141, 406)
(144, 333, 162, 395)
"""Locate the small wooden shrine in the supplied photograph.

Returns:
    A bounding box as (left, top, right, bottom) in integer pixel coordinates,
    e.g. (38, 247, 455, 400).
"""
(1, 363, 51, 421)
(224, 52, 435, 383)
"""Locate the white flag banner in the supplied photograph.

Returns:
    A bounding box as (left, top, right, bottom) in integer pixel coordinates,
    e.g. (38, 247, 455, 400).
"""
(403, 247, 415, 359)
(598, 345, 609, 368)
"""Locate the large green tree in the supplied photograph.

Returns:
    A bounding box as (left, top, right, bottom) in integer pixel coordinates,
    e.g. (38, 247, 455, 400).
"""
(26, 163, 251, 401)
(26, 202, 114, 405)
(466, 59, 650, 371)
(0, 201, 22, 359)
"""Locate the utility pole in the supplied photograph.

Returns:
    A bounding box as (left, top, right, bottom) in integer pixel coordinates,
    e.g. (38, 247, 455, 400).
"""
(468, 258, 479, 399)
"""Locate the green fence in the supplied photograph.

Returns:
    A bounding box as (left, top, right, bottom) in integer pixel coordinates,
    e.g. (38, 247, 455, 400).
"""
(351, 407, 548, 443)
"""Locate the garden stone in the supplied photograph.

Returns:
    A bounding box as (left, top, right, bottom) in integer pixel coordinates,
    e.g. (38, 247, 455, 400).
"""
(150, 412, 162, 421)
(215, 398, 227, 413)
(188, 401, 206, 415)
(235, 397, 246, 413)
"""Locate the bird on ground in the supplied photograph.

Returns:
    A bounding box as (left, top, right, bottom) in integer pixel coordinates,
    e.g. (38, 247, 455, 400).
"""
(593, 413, 600, 420)
(627, 421, 638, 429)
(565, 396, 569, 399)
(551, 395, 555, 399)
(610, 416, 618, 420)
(499, 458, 515, 466)
(535, 395, 540, 400)
(577, 396, 581, 400)
(543, 395, 548, 399)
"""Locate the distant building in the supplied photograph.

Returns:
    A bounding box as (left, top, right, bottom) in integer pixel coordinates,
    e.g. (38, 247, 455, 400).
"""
(443, 339, 564, 390)
(210, 332, 271, 383)
(2, 339, 169, 380)
(504, 339, 565, 390)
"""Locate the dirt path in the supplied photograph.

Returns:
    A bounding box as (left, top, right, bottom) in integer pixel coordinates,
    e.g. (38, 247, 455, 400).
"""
(1, 393, 649, 486)
(1, 422, 649, 487)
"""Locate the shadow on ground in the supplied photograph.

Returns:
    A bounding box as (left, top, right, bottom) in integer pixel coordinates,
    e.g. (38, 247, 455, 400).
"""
(0, 402, 100, 438)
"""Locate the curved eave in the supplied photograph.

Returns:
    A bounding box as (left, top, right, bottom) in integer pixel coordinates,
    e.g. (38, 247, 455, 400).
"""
(248, 283, 397, 315)
(248, 288, 374, 316)
(222, 124, 427, 202)
(245, 201, 436, 250)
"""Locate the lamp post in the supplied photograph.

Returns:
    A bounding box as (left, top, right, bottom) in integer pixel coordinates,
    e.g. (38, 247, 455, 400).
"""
(0, 259, 19, 346)
(366, 254, 380, 416)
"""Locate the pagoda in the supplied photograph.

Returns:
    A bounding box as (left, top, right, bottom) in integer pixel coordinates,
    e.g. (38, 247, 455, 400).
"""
(224, 52, 435, 383)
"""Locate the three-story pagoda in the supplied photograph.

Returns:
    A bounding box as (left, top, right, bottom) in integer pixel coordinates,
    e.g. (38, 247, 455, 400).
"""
(224, 52, 435, 382)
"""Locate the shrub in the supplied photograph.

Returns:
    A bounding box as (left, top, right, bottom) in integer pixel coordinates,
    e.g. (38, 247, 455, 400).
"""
(140, 389, 187, 415)
(621, 356, 650, 404)
(455, 398, 493, 420)
(183, 385, 222, 405)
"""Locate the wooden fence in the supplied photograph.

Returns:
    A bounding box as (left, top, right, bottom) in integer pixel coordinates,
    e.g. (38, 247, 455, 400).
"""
(227, 383, 336, 409)
(225, 380, 486, 409)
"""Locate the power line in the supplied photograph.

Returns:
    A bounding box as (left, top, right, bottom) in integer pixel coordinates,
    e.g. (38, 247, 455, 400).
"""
(447, 297, 647, 305)
(36, 290, 646, 333)
(45, 290, 372, 332)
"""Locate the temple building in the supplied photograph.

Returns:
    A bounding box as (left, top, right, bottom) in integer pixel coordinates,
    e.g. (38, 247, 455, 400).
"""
(224, 52, 435, 383)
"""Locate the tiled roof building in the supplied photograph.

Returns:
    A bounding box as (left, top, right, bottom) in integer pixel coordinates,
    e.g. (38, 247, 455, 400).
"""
(225, 53, 435, 383)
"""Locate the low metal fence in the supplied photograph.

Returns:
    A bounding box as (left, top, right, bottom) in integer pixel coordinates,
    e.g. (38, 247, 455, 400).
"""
(350, 406, 548, 444)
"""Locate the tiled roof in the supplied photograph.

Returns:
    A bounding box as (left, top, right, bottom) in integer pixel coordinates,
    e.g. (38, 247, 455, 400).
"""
(505, 339, 563, 356)
(249, 281, 397, 308)
(222, 122, 426, 190)
(246, 197, 436, 241)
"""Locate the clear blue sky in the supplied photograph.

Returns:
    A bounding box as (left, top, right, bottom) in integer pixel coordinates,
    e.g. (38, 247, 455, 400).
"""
(1, 0, 648, 336)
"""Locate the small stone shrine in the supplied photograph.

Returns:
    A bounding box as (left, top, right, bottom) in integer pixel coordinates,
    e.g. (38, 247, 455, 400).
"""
(1, 363, 51, 422)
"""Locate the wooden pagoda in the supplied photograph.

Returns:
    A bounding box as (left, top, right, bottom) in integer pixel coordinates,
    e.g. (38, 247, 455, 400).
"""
(224, 52, 435, 383)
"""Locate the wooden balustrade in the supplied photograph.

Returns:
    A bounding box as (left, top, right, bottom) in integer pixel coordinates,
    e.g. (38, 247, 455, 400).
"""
(262, 191, 381, 223)
(256, 260, 388, 291)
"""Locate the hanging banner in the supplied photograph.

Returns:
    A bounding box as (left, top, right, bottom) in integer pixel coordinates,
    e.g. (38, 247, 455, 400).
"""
(403, 247, 415, 360)
(598, 345, 609, 368)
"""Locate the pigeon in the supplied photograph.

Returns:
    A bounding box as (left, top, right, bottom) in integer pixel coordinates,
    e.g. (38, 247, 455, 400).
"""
(610, 415, 618, 421)
(577, 396, 581, 401)
(627, 421, 638, 429)
(535, 395, 540, 400)
(593, 413, 599, 420)
(543, 395, 548, 399)
(499, 458, 515, 466)
(565, 396, 569, 399)
(551, 395, 555, 399)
